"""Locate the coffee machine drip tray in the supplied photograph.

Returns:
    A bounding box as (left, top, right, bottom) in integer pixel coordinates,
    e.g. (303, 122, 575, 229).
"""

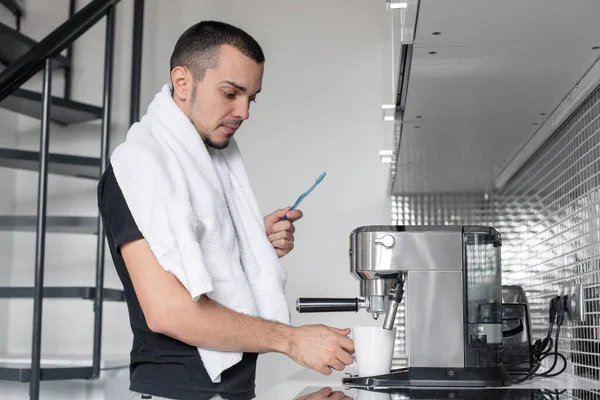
(342, 367, 512, 389)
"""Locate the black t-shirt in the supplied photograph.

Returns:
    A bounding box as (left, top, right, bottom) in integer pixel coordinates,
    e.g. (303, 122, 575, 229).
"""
(97, 164, 258, 400)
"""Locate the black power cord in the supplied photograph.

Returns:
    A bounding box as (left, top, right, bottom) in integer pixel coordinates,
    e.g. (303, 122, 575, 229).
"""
(535, 294, 569, 378)
(509, 295, 568, 384)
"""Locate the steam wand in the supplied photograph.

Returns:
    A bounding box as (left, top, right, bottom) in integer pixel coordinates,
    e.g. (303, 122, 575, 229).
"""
(383, 272, 406, 330)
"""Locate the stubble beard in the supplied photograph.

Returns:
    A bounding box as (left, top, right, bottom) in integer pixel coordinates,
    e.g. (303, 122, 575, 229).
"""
(189, 89, 230, 150)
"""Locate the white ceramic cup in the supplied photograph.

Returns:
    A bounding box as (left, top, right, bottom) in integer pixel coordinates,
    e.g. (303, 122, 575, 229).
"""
(349, 326, 396, 377)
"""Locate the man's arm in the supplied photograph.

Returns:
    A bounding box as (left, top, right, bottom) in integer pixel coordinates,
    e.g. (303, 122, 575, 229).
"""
(120, 238, 354, 375)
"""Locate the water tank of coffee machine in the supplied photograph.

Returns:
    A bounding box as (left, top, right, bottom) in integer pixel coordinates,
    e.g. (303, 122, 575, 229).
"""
(463, 226, 504, 370)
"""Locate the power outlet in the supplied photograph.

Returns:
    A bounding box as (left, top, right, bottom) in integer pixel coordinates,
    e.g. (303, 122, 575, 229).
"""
(562, 284, 585, 322)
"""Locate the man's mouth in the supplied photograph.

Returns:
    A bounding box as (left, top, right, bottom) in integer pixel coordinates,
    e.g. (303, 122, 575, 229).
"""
(221, 124, 241, 134)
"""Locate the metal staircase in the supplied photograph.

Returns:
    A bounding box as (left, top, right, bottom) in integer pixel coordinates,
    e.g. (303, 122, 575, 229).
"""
(0, 0, 144, 399)
(0, 0, 24, 29)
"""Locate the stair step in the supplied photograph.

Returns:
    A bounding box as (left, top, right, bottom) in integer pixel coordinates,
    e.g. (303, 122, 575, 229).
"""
(0, 353, 128, 382)
(0, 215, 98, 234)
(0, 0, 24, 18)
(0, 148, 100, 179)
(0, 21, 68, 68)
(0, 88, 102, 125)
(0, 287, 125, 301)
(0, 364, 93, 382)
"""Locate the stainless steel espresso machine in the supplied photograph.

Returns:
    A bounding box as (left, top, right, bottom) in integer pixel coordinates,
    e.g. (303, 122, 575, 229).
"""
(296, 225, 512, 388)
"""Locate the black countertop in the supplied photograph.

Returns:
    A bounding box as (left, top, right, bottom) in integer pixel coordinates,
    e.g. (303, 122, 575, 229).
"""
(294, 387, 594, 400)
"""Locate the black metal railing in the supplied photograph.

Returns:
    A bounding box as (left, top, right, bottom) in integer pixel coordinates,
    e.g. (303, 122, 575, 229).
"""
(63, 0, 77, 100)
(0, 0, 144, 399)
(0, 0, 121, 102)
(30, 56, 52, 400)
(130, 0, 145, 125)
(92, 3, 116, 381)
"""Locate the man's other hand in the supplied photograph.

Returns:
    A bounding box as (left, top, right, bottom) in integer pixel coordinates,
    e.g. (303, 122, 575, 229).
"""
(297, 387, 352, 400)
(264, 206, 304, 258)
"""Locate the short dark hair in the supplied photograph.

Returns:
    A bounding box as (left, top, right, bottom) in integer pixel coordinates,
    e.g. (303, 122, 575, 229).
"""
(170, 20, 265, 81)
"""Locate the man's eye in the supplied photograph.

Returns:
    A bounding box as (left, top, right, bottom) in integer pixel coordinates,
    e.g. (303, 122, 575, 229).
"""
(223, 91, 235, 98)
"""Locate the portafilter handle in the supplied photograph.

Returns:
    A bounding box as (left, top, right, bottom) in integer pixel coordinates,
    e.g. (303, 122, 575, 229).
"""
(296, 298, 363, 313)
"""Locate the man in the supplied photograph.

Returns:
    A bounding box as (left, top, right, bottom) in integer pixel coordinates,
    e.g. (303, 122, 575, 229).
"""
(97, 20, 354, 400)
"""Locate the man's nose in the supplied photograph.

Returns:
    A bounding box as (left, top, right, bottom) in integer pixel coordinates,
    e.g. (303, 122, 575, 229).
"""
(233, 100, 250, 120)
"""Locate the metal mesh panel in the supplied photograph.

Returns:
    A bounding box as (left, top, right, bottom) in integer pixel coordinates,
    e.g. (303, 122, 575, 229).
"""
(566, 390, 600, 400)
(498, 86, 600, 381)
(392, 302, 407, 369)
(389, 85, 600, 384)
(391, 193, 495, 226)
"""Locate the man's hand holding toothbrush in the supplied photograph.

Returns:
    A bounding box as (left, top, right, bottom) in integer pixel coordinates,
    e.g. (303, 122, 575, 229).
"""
(264, 207, 304, 258)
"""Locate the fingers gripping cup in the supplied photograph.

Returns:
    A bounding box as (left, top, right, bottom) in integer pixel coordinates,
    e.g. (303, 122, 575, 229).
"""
(348, 326, 396, 377)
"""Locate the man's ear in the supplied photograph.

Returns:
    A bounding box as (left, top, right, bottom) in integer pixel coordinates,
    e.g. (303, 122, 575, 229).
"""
(171, 66, 192, 102)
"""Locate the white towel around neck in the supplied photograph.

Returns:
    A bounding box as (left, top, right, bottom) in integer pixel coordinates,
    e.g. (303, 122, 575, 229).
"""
(110, 83, 291, 383)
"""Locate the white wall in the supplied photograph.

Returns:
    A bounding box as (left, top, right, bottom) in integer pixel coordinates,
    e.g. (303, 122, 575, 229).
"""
(0, 108, 16, 355)
(0, 3, 20, 359)
(0, 110, 18, 358)
(2, 0, 394, 395)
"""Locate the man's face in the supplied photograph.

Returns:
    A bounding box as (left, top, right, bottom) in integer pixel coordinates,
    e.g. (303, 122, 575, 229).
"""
(176, 45, 263, 149)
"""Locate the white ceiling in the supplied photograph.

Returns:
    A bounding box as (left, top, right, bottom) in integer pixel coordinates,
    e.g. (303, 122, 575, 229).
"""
(392, 0, 600, 194)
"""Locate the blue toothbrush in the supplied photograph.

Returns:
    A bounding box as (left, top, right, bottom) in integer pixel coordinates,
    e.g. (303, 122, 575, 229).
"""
(281, 172, 327, 221)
